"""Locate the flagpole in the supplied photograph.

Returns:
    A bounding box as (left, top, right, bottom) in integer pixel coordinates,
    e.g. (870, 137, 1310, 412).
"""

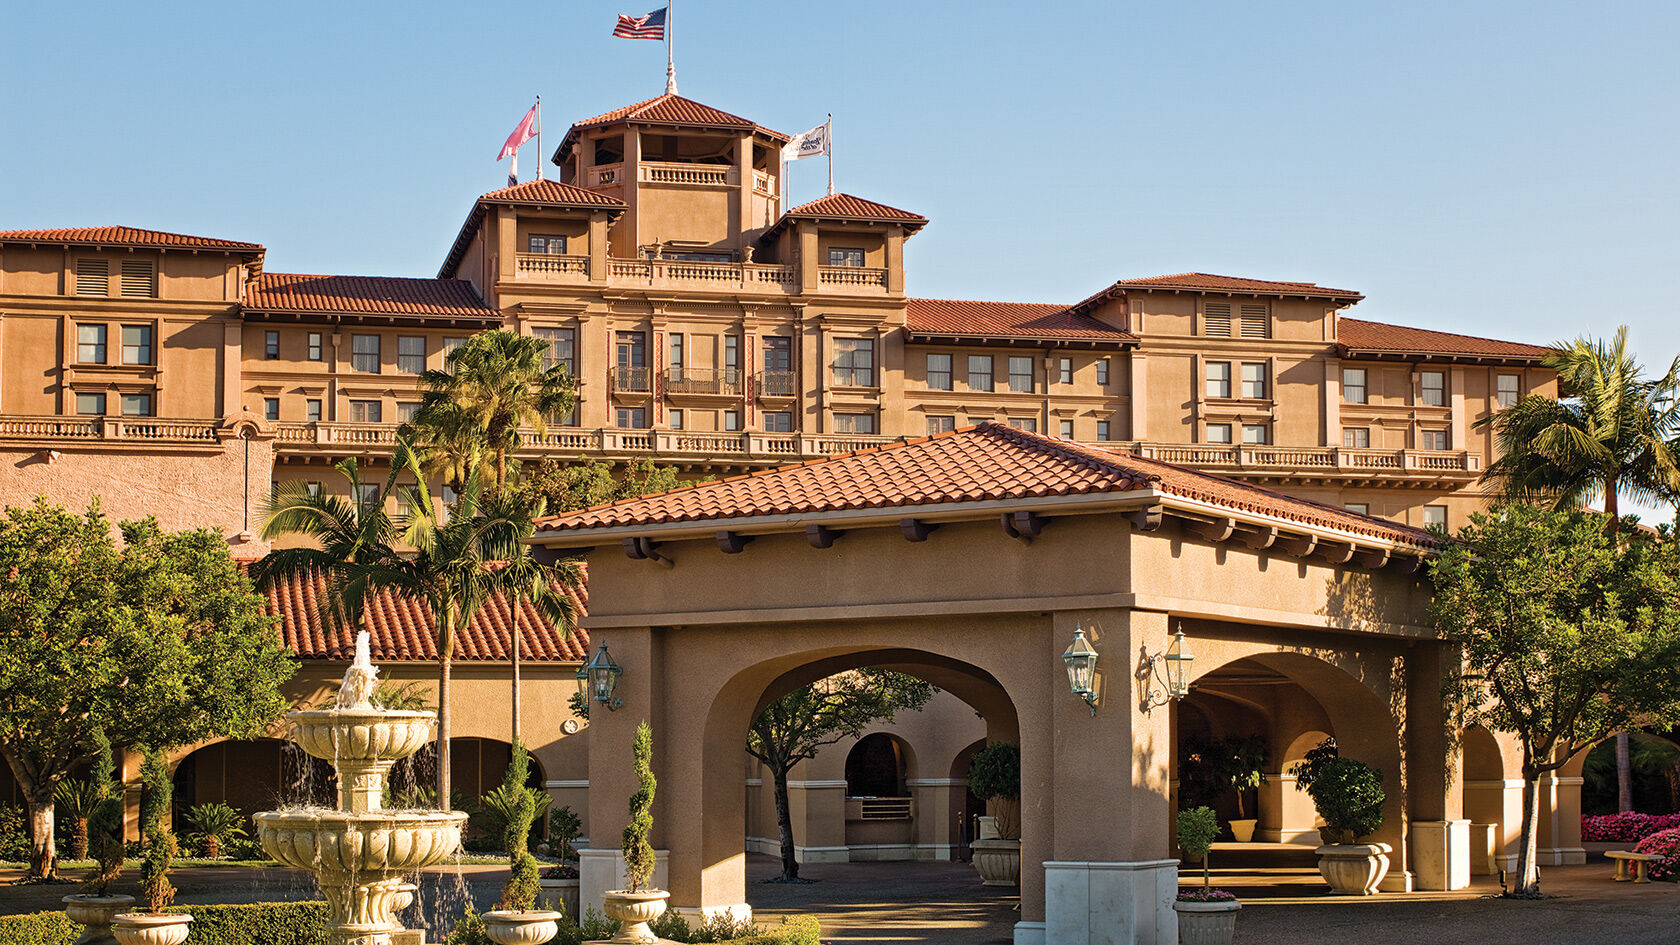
(665, 0, 678, 94)
(535, 96, 543, 181)
(826, 114, 834, 196)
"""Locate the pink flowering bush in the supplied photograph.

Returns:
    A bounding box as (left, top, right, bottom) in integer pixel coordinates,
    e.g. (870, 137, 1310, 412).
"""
(1176, 886, 1238, 902)
(1582, 812, 1680, 842)
(1631, 827, 1680, 881)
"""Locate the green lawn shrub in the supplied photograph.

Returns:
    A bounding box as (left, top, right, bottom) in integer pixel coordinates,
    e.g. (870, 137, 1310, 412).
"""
(0, 900, 327, 945)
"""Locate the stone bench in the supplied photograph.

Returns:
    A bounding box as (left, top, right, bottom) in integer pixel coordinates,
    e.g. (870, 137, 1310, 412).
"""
(1606, 850, 1662, 883)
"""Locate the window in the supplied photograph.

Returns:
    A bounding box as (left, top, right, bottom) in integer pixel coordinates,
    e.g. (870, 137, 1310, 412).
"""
(75, 258, 109, 296)
(1345, 503, 1370, 516)
(397, 336, 426, 374)
(668, 408, 684, 430)
(349, 399, 382, 423)
(121, 325, 153, 365)
(668, 333, 684, 377)
(440, 484, 458, 521)
(308, 332, 324, 362)
(1203, 302, 1232, 337)
(1342, 367, 1367, 404)
(1242, 423, 1270, 444)
(926, 354, 952, 390)
(1423, 505, 1448, 529)
(1008, 417, 1038, 432)
(352, 334, 381, 372)
(616, 407, 647, 428)
(1420, 370, 1445, 406)
(306, 399, 322, 422)
(1496, 374, 1520, 409)
(1096, 420, 1111, 441)
(397, 402, 421, 423)
(263, 397, 279, 421)
(306, 482, 323, 499)
(926, 415, 955, 435)
(1207, 423, 1233, 444)
(1420, 428, 1449, 451)
(1240, 362, 1268, 399)
(77, 324, 107, 363)
(723, 334, 740, 384)
(834, 413, 876, 434)
(394, 486, 414, 521)
(1008, 357, 1034, 393)
(120, 393, 152, 416)
(1205, 361, 1232, 398)
(357, 483, 380, 517)
(1096, 358, 1110, 386)
(827, 247, 865, 268)
(967, 355, 994, 391)
(833, 338, 875, 387)
(119, 260, 155, 298)
(762, 336, 792, 372)
(75, 392, 105, 415)
(723, 410, 741, 432)
(1343, 427, 1370, 448)
(1058, 358, 1073, 385)
(762, 411, 793, 433)
(265, 331, 280, 360)
(1239, 304, 1270, 338)
(527, 234, 567, 254)
(443, 337, 466, 357)
(534, 327, 576, 375)
(1059, 419, 1075, 439)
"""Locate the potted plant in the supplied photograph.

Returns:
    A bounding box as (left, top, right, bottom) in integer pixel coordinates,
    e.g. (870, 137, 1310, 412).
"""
(1180, 735, 1267, 842)
(602, 721, 668, 944)
(482, 740, 562, 945)
(113, 749, 192, 945)
(183, 802, 245, 859)
(538, 805, 582, 919)
(1294, 739, 1390, 895)
(1220, 737, 1266, 843)
(966, 742, 1021, 887)
(1174, 806, 1241, 945)
(64, 731, 134, 945)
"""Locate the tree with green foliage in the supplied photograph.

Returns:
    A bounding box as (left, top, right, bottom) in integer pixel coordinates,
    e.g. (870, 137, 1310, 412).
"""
(967, 742, 1022, 840)
(136, 749, 177, 912)
(1179, 734, 1268, 822)
(1303, 756, 1385, 844)
(495, 740, 543, 912)
(622, 721, 657, 893)
(748, 671, 935, 881)
(1177, 806, 1220, 888)
(0, 499, 294, 880)
(54, 775, 101, 861)
(509, 457, 692, 515)
(1432, 505, 1680, 896)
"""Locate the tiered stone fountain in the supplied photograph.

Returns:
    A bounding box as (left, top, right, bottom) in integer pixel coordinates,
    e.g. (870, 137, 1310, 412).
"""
(255, 632, 469, 945)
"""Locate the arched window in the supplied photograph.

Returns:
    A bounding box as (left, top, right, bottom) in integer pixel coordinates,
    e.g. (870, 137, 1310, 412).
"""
(845, 733, 907, 798)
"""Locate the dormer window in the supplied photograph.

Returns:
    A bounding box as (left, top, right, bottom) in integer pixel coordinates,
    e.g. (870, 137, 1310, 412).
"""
(827, 248, 865, 268)
(528, 234, 567, 254)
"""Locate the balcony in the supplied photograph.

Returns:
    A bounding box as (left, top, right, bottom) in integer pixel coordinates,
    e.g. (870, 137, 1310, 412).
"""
(639, 161, 736, 187)
(752, 168, 778, 198)
(0, 415, 222, 444)
(510, 254, 893, 297)
(610, 366, 652, 394)
(515, 253, 589, 280)
(664, 367, 743, 396)
(585, 163, 623, 188)
(756, 370, 797, 398)
(817, 266, 888, 294)
(1126, 442, 1482, 485)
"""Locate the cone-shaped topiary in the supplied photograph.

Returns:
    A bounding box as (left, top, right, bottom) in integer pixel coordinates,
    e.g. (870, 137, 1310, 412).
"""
(82, 730, 125, 897)
(496, 739, 541, 911)
(137, 748, 177, 913)
(621, 721, 657, 892)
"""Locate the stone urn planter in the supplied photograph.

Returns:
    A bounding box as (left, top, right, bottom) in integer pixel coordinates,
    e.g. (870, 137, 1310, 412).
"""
(970, 837, 1022, 887)
(538, 876, 580, 920)
(1314, 842, 1392, 895)
(1173, 898, 1241, 945)
(1228, 818, 1258, 843)
(64, 894, 135, 945)
(602, 889, 669, 944)
(111, 913, 192, 945)
(483, 909, 563, 945)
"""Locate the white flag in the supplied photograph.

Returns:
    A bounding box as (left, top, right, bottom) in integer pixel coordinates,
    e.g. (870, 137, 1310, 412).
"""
(782, 120, 830, 161)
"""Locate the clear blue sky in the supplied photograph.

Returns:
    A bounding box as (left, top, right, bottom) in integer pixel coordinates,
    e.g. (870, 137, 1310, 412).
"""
(4, 1, 1678, 507)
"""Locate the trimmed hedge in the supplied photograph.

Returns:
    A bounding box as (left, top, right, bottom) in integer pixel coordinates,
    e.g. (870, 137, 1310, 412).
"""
(0, 901, 327, 945)
(733, 915, 822, 945)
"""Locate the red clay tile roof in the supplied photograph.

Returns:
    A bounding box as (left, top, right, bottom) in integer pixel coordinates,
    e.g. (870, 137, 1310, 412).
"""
(438, 179, 627, 279)
(1067, 272, 1363, 315)
(534, 422, 1433, 547)
(553, 93, 789, 162)
(248, 273, 497, 320)
(905, 298, 1137, 345)
(785, 193, 927, 225)
(1338, 317, 1551, 361)
(263, 569, 589, 663)
(0, 225, 263, 253)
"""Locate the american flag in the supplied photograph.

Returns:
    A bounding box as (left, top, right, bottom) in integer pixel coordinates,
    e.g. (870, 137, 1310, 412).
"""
(613, 7, 667, 40)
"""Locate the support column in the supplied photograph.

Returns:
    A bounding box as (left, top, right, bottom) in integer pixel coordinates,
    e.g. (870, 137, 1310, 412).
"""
(580, 627, 665, 917)
(1406, 643, 1469, 890)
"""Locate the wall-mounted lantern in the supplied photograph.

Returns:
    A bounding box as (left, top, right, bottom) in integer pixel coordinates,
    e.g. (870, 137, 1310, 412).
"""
(1062, 625, 1100, 715)
(576, 644, 624, 712)
(1141, 623, 1194, 710)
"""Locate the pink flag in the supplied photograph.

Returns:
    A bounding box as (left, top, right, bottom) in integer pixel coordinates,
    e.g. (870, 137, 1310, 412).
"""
(498, 104, 538, 161)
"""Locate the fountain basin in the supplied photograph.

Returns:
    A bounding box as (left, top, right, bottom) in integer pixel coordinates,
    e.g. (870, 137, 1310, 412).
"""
(255, 809, 468, 874)
(288, 709, 436, 764)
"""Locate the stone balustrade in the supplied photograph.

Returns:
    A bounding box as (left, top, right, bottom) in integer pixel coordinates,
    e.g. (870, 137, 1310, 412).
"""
(1126, 442, 1481, 479)
(0, 415, 223, 443)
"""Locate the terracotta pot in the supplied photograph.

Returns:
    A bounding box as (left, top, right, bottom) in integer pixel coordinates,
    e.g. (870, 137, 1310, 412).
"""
(1173, 898, 1242, 945)
(602, 889, 669, 944)
(483, 909, 563, 945)
(1314, 842, 1392, 895)
(970, 838, 1021, 887)
(64, 894, 135, 945)
(111, 913, 192, 945)
(1228, 819, 1258, 843)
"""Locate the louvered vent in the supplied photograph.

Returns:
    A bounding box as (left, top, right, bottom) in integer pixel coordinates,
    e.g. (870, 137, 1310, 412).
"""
(75, 259, 108, 296)
(119, 260, 155, 298)
(1204, 303, 1232, 336)
(1240, 304, 1270, 338)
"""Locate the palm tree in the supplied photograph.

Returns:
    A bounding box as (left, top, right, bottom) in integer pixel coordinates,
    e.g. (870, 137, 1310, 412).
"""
(1477, 326, 1680, 533)
(404, 330, 575, 488)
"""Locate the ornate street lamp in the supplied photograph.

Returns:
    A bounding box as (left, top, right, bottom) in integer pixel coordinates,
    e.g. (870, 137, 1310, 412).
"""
(1062, 625, 1100, 715)
(1141, 623, 1194, 710)
(576, 644, 623, 712)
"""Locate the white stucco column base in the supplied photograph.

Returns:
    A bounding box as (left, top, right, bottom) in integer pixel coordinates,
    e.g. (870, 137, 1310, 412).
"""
(1042, 859, 1178, 945)
(1013, 921, 1047, 944)
(578, 848, 670, 917)
(1536, 846, 1587, 866)
(1411, 820, 1472, 890)
(1378, 869, 1414, 892)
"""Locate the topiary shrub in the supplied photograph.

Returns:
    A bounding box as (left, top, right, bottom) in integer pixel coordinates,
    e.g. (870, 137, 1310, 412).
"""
(82, 730, 125, 896)
(1176, 806, 1219, 889)
(967, 742, 1022, 839)
(1305, 755, 1385, 844)
(495, 739, 542, 912)
(622, 721, 657, 892)
(136, 748, 178, 912)
(1632, 827, 1680, 881)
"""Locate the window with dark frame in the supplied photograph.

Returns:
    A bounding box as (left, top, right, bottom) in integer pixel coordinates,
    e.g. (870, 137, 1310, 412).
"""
(827, 247, 865, 268)
(1420, 428, 1449, 451)
(308, 332, 324, 361)
(1343, 427, 1370, 448)
(75, 392, 105, 415)
(1342, 367, 1368, 404)
(264, 397, 279, 421)
(1008, 417, 1037, 432)
(120, 393, 153, 416)
(762, 411, 794, 433)
(834, 413, 877, 434)
(1008, 357, 1034, 393)
(1242, 422, 1270, 445)
(77, 324, 107, 363)
(121, 325, 152, 365)
(1058, 358, 1073, 385)
(350, 400, 382, 423)
(1496, 374, 1520, 409)
(926, 415, 955, 435)
(265, 331, 280, 360)
(1240, 362, 1267, 399)
(833, 338, 875, 387)
(1207, 423, 1233, 444)
(616, 407, 647, 428)
(397, 336, 426, 374)
(352, 334, 381, 372)
(1059, 419, 1074, 439)
(1096, 358, 1110, 386)
(306, 399, 322, 422)
(528, 234, 568, 254)
(1205, 361, 1232, 398)
(1421, 371, 1445, 406)
(1096, 420, 1111, 441)
(926, 353, 952, 390)
(967, 355, 994, 391)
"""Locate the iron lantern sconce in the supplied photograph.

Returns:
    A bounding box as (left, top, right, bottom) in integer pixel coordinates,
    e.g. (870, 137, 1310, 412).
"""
(1062, 625, 1100, 715)
(577, 643, 624, 712)
(1141, 624, 1194, 710)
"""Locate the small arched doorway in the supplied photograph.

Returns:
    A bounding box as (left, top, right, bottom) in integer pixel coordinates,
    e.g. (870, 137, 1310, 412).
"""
(842, 732, 916, 857)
